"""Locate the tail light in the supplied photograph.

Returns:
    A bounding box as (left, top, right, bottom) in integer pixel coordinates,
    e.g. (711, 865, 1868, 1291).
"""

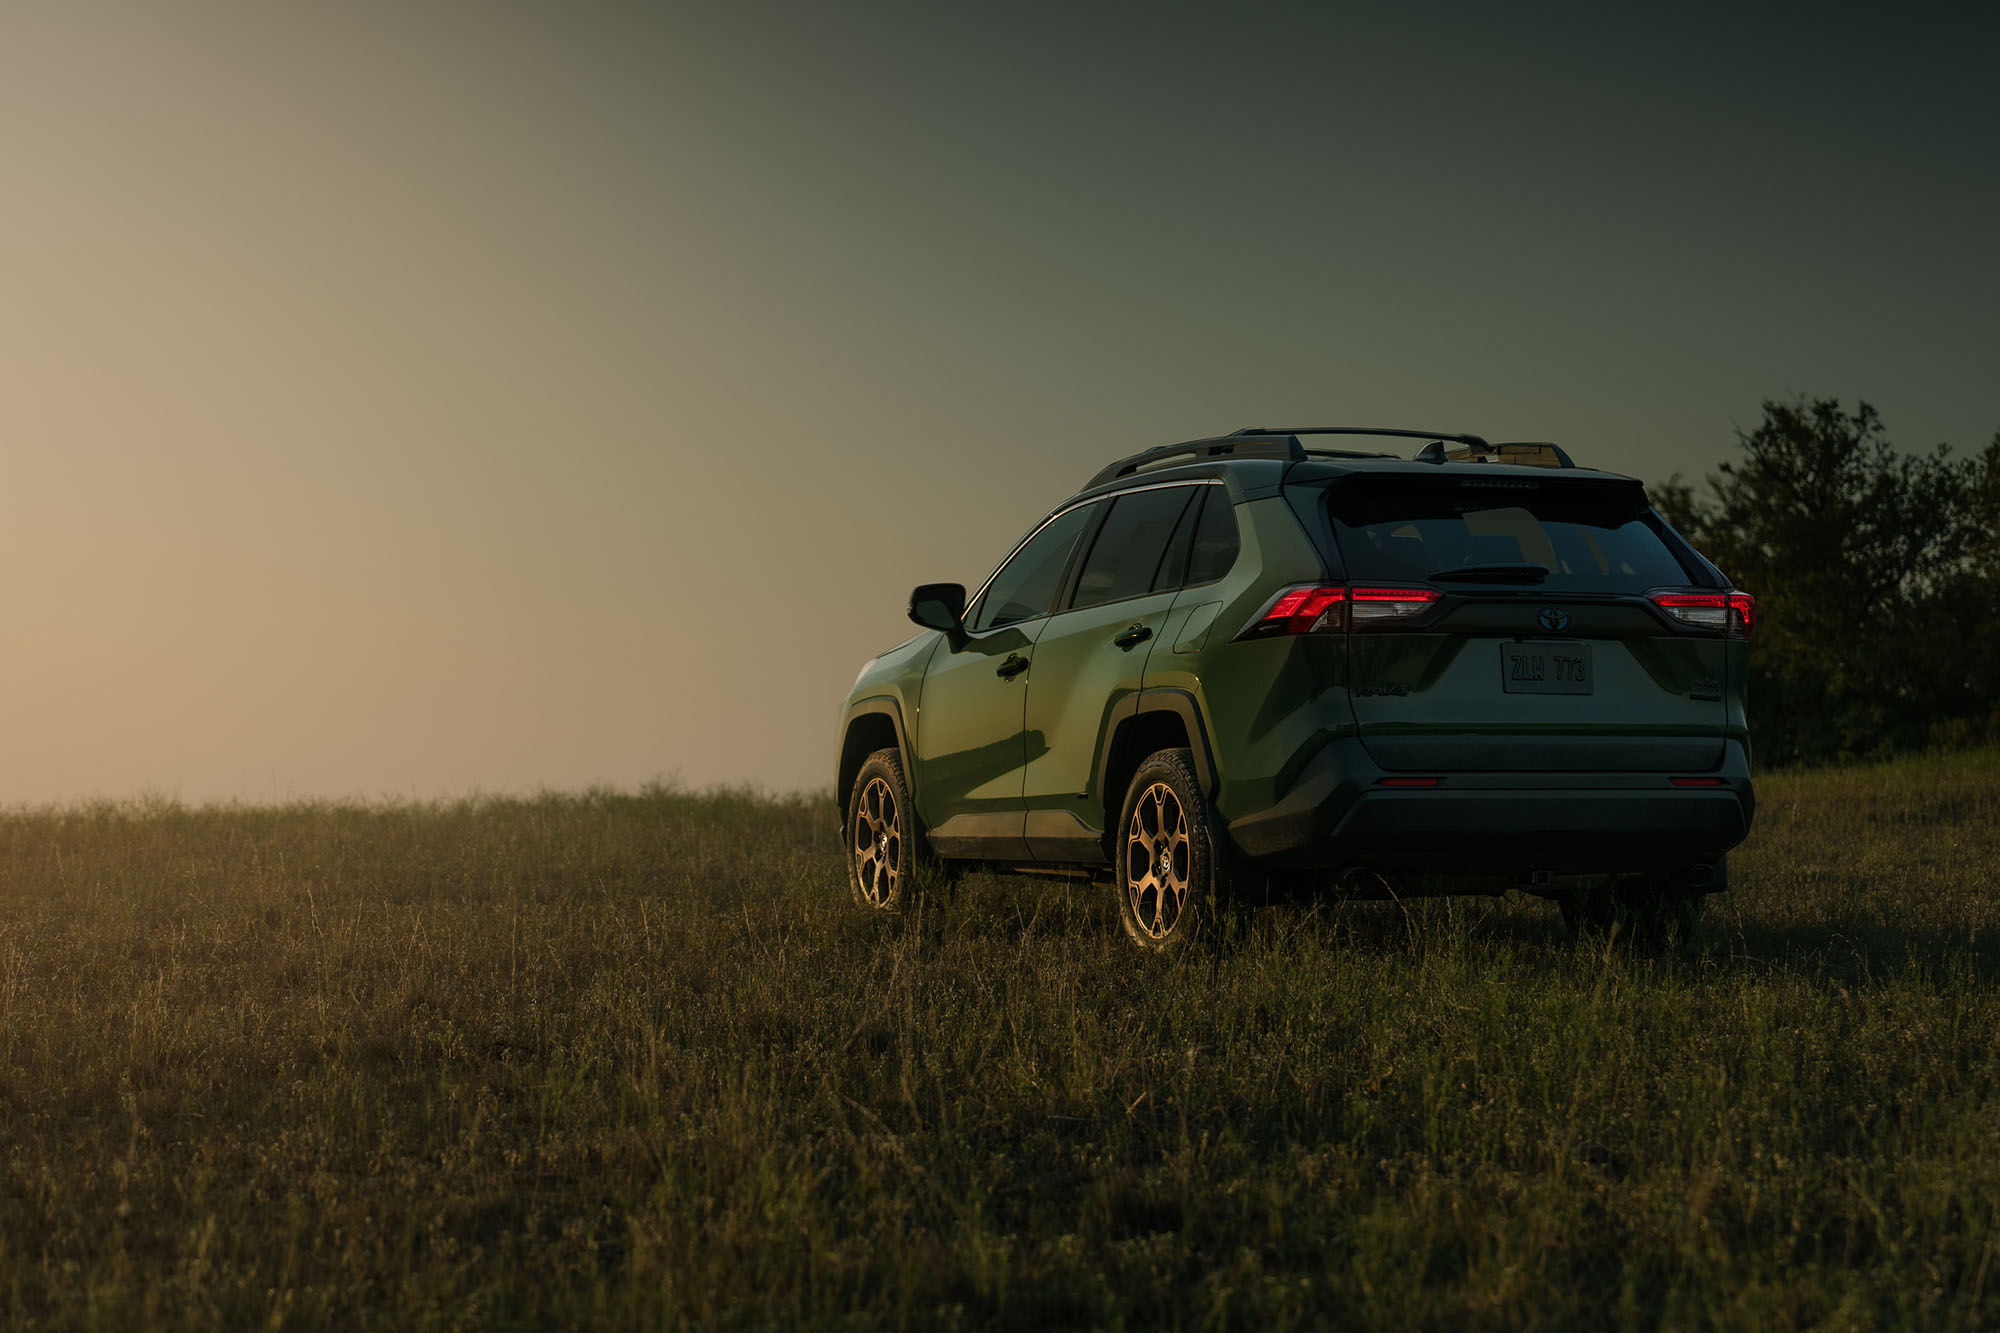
(1239, 583, 1441, 637)
(1251, 584, 1347, 635)
(1350, 586, 1442, 625)
(1649, 590, 1755, 639)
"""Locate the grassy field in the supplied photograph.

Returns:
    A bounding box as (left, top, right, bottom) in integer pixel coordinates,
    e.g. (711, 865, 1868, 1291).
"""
(2, 752, 1998, 1330)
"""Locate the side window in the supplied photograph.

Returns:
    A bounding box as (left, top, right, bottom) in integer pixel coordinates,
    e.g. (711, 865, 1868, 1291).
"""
(1185, 490, 1240, 584)
(1069, 487, 1197, 611)
(968, 503, 1095, 632)
(1149, 486, 1207, 593)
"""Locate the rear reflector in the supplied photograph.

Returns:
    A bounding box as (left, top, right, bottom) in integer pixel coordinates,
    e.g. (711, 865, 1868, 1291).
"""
(1649, 590, 1756, 639)
(1380, 776, 1441, 787)
(1670, 777, 1723, 787)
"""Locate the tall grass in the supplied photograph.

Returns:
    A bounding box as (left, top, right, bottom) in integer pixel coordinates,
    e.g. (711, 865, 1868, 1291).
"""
(2, 755, 1997, 1329)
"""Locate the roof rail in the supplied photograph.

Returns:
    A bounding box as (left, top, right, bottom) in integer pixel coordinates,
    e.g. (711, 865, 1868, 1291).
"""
(1238, 426, 1493, 451)
(1414, 439, 1576, 468)
(1084, 425, 1494, 490)
(1083, 432, 1305, 490)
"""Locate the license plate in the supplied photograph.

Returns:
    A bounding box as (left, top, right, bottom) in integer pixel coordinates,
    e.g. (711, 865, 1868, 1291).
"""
(1502, 641, 1592, 694)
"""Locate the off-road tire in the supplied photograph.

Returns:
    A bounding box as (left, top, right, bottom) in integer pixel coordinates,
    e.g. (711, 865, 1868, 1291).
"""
(1114, 748, 1232, 951)
(1560, 875, 1703, 949)
(847, 749, 920, 913)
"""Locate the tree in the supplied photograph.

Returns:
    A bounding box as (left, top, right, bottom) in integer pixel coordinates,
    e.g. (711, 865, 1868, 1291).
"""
(1657, 399, 2000, 766)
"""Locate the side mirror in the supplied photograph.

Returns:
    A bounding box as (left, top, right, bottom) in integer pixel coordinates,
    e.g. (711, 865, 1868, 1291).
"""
(908, 582, 967, 649)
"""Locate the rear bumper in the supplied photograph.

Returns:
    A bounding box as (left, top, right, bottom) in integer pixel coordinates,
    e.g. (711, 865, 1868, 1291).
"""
(1227, 737, 1754, 873)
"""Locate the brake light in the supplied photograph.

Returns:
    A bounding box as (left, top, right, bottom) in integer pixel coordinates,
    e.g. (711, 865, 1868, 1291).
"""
(1380, 776, 1441, 787)
(1241, 584, 1442, 637)
(1248, 584, 1346, 635)
(1670, 777, 1723, 787)
(1649, 590, 1755, 639)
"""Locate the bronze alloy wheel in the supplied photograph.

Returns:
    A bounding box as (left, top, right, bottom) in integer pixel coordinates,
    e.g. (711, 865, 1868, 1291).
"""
(851, 775, 903, 909)
(1124, 780, 1191, 941)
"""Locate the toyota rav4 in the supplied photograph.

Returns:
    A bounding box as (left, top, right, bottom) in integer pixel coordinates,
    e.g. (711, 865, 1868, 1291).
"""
(835, 427, 1755, 948)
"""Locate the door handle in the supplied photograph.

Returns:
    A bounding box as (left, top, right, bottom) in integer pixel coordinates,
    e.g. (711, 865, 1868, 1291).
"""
(1113, 624, 1153, 650)
(996, 654, 1030, 679)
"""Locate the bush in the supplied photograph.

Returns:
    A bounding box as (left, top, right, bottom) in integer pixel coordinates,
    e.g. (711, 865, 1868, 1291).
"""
(1656, 397, 2000, 766)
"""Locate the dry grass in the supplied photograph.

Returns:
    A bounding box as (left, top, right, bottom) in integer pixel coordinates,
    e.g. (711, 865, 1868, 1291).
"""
(2, 754, 1997, 1329)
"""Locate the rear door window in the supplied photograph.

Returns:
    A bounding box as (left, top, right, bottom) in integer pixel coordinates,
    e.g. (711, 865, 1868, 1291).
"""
(1326, 484, 1691, 591)
(1068, 487, 1197, 610)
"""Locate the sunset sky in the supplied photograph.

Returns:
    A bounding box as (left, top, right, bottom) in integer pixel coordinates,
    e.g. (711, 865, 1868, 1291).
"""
(2, 2, 1993, 803)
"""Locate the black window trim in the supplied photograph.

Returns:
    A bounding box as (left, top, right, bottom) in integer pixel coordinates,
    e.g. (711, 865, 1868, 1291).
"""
(1148, 483, 1208, 596)
(963, 479, 1222, 632)
(964, 501, 1100, 634)
(1181, 485, 1242, 590)
(1055, 481, 1208, 616)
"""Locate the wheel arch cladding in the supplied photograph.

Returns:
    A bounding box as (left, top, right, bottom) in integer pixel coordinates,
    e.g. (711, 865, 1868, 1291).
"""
(1099, 706, 1196, 836)
(837, 706, 902, 824)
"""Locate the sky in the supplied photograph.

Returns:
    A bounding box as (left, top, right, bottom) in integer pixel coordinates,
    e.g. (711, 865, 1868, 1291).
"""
(1, 1, 1994, 803)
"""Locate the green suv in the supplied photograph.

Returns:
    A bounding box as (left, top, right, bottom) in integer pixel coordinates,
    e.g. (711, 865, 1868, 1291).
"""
(835, 428, 1755, 947)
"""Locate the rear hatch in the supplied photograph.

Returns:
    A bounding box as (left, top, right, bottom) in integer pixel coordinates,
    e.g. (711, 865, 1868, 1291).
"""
(1302, 469, 1733, 773)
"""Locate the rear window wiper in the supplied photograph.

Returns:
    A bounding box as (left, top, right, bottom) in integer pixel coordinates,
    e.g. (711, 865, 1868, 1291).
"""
(1429, 562, 1551, 584)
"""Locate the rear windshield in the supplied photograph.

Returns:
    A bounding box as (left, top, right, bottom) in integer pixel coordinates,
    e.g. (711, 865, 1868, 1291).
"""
(1321, 482, 1693, 592)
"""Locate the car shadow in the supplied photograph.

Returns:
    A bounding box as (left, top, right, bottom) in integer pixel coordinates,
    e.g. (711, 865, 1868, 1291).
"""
(1240, 887, 1997, 989)
(1701, 911, 2000, 986)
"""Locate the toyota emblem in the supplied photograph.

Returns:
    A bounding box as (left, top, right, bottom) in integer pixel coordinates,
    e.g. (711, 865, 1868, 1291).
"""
(1538, 606, 1569, 631)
